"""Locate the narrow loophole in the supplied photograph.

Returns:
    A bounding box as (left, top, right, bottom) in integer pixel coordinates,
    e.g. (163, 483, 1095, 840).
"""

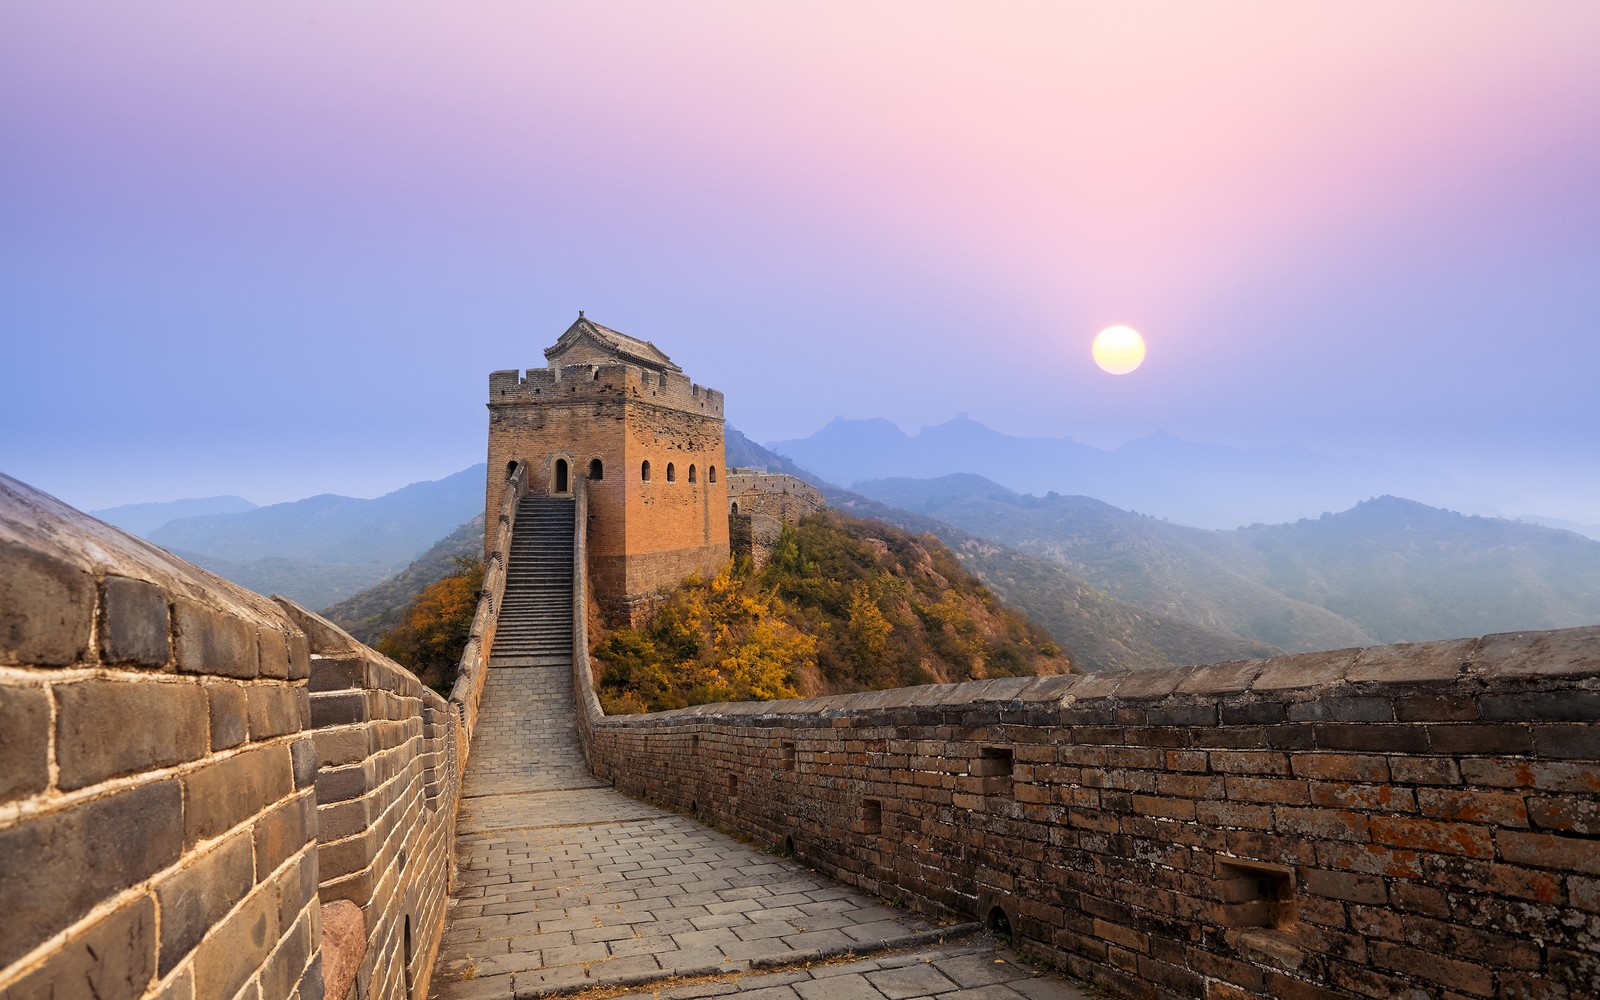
(861, 798, 883, 835)
(781, 742, 796, 770)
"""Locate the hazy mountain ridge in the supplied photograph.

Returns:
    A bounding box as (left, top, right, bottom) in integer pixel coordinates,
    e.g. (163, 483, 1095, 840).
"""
(769, 415, 1494, 529)
(123, 466, 487, 608)
(91, 495, 258, 536)
(852, 474, 1600, 652)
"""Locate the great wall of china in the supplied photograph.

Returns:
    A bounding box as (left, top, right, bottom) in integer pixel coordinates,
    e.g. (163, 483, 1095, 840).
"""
(2, 320, 1595, 999)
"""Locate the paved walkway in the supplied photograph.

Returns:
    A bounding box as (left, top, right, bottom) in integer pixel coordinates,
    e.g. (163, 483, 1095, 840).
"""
(431, 664, 1089, 1000)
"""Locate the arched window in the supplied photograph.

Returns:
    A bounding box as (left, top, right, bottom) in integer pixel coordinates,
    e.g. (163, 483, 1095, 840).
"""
(641, 460, 651, 482)
(708, 466, 717, 484)
(554, 459, 569, 494)
(688, 464, 697, 484)
(666, 462, 676, 483)
(731, 502, 739, 515)
(588, 458, 603, 480)
(505, 460, 518, 480)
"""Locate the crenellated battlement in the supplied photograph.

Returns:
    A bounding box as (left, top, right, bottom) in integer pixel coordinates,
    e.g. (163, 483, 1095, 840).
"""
(488, 362, 723, 416)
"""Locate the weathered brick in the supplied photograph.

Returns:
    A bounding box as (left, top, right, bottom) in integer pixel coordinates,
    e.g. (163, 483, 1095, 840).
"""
(182, 744, 292, 847)
(1288, 697, 1393, 723)
(1292, 753, 1388, 782)
(310, 655, 369, 693)
(1388, 756, 1460, 786)
(311, 691, 370, 727)
(1371, 941, 1494, 995)
(0, 892, 156, 1000)
(258, 907, 315, 1000)
(1310, 781, 1415, 812)
(1393, 694, 1479, 722)
(54, 678, 208, 789)
(99, 575, 171, 666)
(1210, 750, 1290, 776)
(1369, 815, 1494, 858)
(1313, 723, 1430, 753)
(0, 541, 95, 666)
(0, 779, 182, 967)
(1276, 806, 1370, 843)
(314, 727, 371, 768)
(190, 882, 279, 1000)
(1302, 867, 1387, 904)
(1533, 723, 1600, 759)
(1427, 722, 1534, 755)
(208, 681, 248, 750)
(254, 790, 317, 877)
(286, 630, 312, 680)
(1472, 626, 1600, 679)
(1459, 757, 1600, 793)
(1497, 830, 1600, 875)
(1416, 787, 1528, 827)
(173, 599, 259, 678)
(248, 683, 308, 740)
(290, 736, 318, 789)
(1223, 775, 1309, 804)
(258, 626, 291, 680)
(1527, 795, 1600, 836)
(154, 830, 254, 975)
(1481, 690, 1600, 722)
(0, 685, 50, 802)
(1220, 701, 1286, 725)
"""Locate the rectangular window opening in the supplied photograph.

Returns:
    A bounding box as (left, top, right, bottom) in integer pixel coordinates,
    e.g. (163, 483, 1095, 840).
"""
(974, 746, 1014, 778)
(1218, 858, 1296, 930)
(860, 799, 883, 835)
(781, 741, 796, 771)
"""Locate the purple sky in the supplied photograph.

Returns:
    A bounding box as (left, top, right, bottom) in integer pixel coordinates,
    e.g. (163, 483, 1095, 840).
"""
(3, 3, 1597, 521)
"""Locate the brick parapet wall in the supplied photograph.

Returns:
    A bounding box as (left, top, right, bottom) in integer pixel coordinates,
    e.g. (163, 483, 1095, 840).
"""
(489, 363, 723, 418)
(456, 460, 524, 762)
(282, 600, 457, 1000)
(572, 605, 1600, 999)
(0, 473, 323, 1000)
(1, 473, 476, 1000)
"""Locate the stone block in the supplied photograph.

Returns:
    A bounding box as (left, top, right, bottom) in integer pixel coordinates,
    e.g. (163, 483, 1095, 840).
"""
(286, 630, 312, 680)
(258, 907, 315, 1000)
(1472, 626, 1600, 679)
(182, 744, 292, 848)
(208, 682, 248, 750)
(55, 678, 209, 790)
(311, 691, 370, 727)
(0, 779, 182, 967)
(1252, 647, 1360, 692)
(1481, 690, 1600, 722)
(254, 790, 317, 878)
(191, 881, 280, 1000)
(0, 892, 156, 1000)
(310, 655, 369, 693)
(249, 683, 308, 741)
(290, 737, 318, 789)
(0, 684, 50, 802)
(173, 599, 259, 678)
(258, 626, 291, 680)
(99, 575, 171, 667)
(0, 540, 95, 667)
(1346, 637, 1475, 684)
(154, 829, 254, 975)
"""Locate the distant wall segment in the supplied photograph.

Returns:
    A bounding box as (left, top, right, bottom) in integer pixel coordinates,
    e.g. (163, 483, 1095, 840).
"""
(572, 603, 1600, 999)
(0, 472, 495, 1000)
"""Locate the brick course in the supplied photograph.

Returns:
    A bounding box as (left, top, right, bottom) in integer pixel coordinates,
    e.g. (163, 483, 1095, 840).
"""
(574, 624, 1600, 1000)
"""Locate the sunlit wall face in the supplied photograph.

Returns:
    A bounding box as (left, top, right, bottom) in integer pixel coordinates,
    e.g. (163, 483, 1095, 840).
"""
(1, 2, 1596, 518)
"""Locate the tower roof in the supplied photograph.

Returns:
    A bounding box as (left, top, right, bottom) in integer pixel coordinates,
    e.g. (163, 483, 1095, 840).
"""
(545, 314, 682, 373)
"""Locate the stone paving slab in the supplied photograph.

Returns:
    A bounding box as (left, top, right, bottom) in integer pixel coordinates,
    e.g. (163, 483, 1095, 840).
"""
(594, 944, 1090, 1000)
(431, 666, 1089, 1000)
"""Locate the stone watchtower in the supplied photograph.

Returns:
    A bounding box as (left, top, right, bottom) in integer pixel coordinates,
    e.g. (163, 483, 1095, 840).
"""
(485, 314, 729, 621)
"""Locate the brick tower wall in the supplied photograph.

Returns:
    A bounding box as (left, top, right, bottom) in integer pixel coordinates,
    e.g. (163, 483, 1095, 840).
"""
(486, 362, 728, 623)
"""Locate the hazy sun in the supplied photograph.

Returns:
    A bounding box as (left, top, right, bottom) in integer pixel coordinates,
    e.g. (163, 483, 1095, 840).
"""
(1092, 325, 1146, 375)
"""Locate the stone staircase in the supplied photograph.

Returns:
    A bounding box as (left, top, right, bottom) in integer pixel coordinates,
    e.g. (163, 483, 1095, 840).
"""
(490, 495, 574, 665)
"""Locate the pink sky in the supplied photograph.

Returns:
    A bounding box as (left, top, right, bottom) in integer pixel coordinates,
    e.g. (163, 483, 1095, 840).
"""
(2, 2, 1597, 518)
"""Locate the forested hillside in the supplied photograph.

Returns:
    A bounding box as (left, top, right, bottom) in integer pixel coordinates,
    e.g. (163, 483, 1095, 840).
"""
(591, 510, 1072, 713)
